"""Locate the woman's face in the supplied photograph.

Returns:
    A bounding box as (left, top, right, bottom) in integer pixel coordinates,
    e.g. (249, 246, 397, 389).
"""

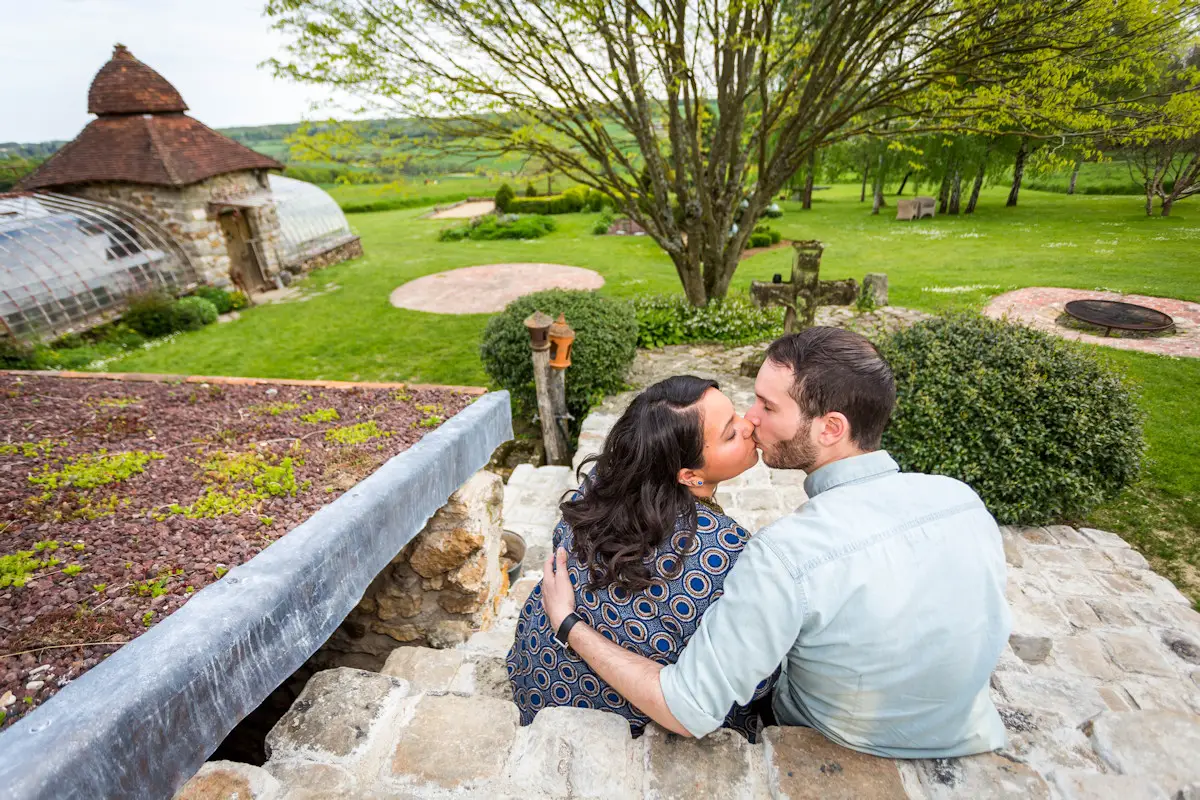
(693, 388, 759, 484)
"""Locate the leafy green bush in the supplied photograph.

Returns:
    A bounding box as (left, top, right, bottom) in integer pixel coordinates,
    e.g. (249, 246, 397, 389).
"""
(507, 194, 582, 215)
(526, 182, 538, 197)
(171, 297, 219, 331)
(481, 289, 637, 433)
(586, 189, 609, 212)
(592, 210, 615, 235)
(192, 286, 237, 315)
(495, 183, 515, 212)
(748, 224, 783, 248)
(630, 294, 785, 348)
(228, 291, 249, 311)
(878, 313, 1144, 525)
(438, 214, 556, 242)
(123, 291, 178, 337)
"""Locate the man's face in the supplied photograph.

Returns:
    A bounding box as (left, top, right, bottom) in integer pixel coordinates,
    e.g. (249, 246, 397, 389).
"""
(744, 359, 818, 471)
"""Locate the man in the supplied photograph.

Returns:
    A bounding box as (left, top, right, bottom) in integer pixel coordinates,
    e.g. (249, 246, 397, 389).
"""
(541, 327, 1011, 758)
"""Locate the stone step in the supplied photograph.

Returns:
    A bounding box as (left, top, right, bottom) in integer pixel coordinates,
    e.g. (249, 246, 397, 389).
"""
(503, 464, 576, 567)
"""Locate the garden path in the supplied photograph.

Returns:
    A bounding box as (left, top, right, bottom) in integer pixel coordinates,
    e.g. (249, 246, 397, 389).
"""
(985, 288, 1200, 358)
(388, 263, 606, 314)
(427, 200, 496, 219)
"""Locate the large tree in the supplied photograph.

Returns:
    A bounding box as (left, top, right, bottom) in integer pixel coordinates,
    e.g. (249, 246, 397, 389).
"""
(267, 0, 1196, 304)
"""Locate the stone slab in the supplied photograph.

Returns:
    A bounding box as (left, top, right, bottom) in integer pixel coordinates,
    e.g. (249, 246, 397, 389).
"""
(765, 727, 906, 800)
(991, 673, 1108, 726)
(1087, 711, 1200, 789)
(1050, 771, 1170, 800)
(174, 762, 282, 800)
(390, 694, 518, 790)
(914, 753, 1049, 799)
(381, 647, 465, 693)
(266, 668, 405, 761)
(644, 726, 765, 800)
(263, 761, 358, 799)
(1099, 631, 1178, 677)
(0, 391, 513, 800)
(507, 706, 643, 797)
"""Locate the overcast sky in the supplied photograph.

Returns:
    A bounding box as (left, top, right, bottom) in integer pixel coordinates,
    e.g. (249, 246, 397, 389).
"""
(2, 0, 351, 143)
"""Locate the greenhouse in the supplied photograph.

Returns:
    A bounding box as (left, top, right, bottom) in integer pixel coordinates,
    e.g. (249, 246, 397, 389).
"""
(0, 192, 193, 341)
(269, 174, 358, 269)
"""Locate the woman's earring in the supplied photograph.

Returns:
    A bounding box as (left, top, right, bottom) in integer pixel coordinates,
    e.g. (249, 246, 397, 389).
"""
(696, 480, 703, 486)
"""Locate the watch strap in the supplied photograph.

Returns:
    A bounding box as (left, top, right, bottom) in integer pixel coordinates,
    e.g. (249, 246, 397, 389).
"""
(555, 612, 583, 646)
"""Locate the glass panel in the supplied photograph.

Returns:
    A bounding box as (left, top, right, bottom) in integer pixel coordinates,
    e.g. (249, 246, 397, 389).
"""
(268, 175, 356, 267)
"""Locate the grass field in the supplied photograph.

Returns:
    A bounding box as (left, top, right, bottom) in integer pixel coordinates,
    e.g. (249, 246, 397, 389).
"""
(100, 184, 1199, 602)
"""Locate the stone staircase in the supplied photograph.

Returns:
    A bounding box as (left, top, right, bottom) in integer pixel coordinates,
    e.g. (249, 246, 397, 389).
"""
(178, 390, 1200, 799)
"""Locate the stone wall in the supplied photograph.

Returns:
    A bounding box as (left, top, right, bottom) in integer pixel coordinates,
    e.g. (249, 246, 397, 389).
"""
(71, 170, 284, 288)
(285, 236, 363, 275)
(320, 470, 508, 669)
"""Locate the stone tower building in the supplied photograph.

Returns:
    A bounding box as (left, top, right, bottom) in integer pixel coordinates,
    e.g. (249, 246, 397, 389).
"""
(18, 45, 291, 294)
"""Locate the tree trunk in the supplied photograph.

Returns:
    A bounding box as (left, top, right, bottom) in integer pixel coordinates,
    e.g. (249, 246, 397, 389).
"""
(937, 168, 952, 215)
(1007, 143, 1027, 207)
(896, 170, 912, 196)
(802, 153, 815, 210)
(1067, 161, 1080, 195)
(1145, 182, 1156, 216)
(948, 168, 963, 215)
(860, 162, 870, 202)
(1161, 195, 1175, 217)
(966, 161, 987, 214)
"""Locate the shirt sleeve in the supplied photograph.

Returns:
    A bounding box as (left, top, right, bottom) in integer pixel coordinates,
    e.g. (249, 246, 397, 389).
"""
(659, 532, 806, 737)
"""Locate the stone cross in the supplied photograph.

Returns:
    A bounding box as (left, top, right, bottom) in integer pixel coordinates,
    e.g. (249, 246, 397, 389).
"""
(750, 240, 825, 333)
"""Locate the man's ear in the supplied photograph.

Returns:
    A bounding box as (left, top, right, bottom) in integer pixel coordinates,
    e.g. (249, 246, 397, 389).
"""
(816, 412, 851, 446)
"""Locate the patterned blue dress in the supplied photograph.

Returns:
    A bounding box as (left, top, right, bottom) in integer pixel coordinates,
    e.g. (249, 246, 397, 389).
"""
(506, 493, 778, 741)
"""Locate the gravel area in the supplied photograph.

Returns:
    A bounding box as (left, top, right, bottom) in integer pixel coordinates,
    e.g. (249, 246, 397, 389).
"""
(0, 374, 476, 729)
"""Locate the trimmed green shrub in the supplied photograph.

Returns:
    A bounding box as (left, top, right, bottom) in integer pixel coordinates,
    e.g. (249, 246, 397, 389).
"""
(171, 297, 219, 331)
(592, 210, 615, 235)
(438, 214, 556, 242)
(228, 291, 249, 311)
(481, 290, 637, 434)
(526, 182, 538, 197)
(507, 193, 584, 215)
(748, 224, 783, 248)
(585, 190, 609, 212)
(495, 183, 515, 212)
(631, 294, 785, 349)
(123, 291, 178, 337)
(193, 286, 235, 314)
(878, 313, 1144, 525)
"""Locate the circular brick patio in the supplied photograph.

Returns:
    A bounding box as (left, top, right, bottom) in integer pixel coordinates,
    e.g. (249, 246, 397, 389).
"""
(389, 263, 605, 314)
(984, 288, 1200, 358)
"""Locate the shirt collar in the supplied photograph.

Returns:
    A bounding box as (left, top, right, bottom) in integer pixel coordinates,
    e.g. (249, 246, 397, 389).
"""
(802, 450, 900, 498)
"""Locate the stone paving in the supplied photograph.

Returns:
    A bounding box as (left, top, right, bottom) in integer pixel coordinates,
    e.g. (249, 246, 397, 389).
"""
(985, 287, 1200, 358)
(388, 263, 606, 314)
(427, 200, 496, 219)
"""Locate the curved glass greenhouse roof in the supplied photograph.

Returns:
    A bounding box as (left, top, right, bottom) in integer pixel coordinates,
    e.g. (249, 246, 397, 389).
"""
(0, 192, 193, 341)
(269, 174, 357, 268)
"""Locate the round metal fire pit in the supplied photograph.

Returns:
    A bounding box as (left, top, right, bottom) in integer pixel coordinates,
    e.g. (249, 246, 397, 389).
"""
(1064, 299, 1176, 337)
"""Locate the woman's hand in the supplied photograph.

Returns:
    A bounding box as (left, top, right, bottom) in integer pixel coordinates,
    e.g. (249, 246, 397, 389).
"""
(541, 547, 577, 630)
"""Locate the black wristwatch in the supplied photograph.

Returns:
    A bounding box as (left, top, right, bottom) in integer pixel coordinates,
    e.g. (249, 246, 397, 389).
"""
(554, 612, 583, 647)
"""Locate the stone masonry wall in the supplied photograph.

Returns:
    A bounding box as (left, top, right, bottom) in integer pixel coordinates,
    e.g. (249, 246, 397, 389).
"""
(71, 170, 284, 288)
(320, 471, 508, 669)
(285, 236, 363, 275)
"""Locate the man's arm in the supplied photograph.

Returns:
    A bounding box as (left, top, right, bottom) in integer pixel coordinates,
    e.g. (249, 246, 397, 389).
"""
(541, 536, 804, 738)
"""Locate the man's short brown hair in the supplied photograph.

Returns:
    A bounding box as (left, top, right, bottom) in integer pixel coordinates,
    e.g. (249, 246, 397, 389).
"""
(764, 327, 896, 450)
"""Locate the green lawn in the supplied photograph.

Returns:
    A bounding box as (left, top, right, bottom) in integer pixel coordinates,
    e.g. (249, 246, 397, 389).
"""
(101, 183, 1199, 602)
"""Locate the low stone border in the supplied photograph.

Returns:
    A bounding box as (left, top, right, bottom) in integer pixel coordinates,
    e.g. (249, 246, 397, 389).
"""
(0, 390, 513, 800)
(0, 369, 488, 395)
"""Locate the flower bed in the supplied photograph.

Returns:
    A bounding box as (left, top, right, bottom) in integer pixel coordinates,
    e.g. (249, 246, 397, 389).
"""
(0, 373, 478, 729)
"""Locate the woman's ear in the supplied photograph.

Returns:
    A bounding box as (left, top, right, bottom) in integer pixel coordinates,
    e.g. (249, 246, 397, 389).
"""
(677, 467, 703, 487)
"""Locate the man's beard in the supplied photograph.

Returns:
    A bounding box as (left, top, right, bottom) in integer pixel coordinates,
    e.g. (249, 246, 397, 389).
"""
(761, 417, 818, 471)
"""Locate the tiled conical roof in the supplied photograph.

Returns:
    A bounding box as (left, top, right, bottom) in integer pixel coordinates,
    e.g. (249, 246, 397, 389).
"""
(18, 45, 283, 190)
(87, 44, 188, 116)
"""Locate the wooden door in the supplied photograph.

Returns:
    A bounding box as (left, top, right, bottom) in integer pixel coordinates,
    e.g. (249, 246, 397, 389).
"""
(218, 209, 268, 294)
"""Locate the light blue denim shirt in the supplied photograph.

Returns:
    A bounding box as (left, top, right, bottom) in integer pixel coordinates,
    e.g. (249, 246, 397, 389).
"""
(659, 450, 1011, 758)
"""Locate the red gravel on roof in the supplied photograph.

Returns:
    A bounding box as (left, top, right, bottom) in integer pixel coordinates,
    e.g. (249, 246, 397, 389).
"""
(17, 45, 283, 190)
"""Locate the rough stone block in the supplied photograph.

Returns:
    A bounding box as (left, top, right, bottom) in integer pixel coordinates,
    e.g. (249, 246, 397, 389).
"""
(1009, 634, 1052, 664)
(914, 753, 1049, 799)
(1086, 711, 1200, 788)
(390, 694, 518, 790)
(1013, 525, 1056, 546)
(1050, 771, 1170, 800)
(991, 673, 1108, 725)
(764, 727, 906, 800)
(1121, 676, 1200, 715)
(1079, 528, 1131, 548)
(1098, 686, 1136, 712)
(997, 705, 1104, 772)
(265, 668, 405, 762)
(1009, 594, 1074, 637)
(1087, 598, 1137, 628)
(381, 646, 465, 692)
(645, 726, 765, 799)
(1105, 547, 1150, 571)
(1043, 525, 1092, 548)
(1001, 535, 1025, 568)
(1059, 597, 1103, 629)
(1138, 571, 1193, 606)
(1099, 631, 1178, 677)
(1055, 633, 1122, 680)
(263, 761, 358, 799)
(508, 575, 540, 608)
(1038, 566, 1107, 597)
(427, 619, 473, 649)
(449, 655, 514, 701)
(1162, 630, 1200, 667)
(174, 762, 282, 800)
(507, 706, 643, 797)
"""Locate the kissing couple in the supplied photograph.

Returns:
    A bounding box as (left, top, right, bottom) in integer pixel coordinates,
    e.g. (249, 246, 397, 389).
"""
(506, 326, 1011, 758)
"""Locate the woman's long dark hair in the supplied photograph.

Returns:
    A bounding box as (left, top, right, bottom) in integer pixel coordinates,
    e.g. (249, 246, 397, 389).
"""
(561, 375, 718, 591)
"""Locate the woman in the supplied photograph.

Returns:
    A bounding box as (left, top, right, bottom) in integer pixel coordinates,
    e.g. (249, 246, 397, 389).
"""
(507, 375, 777, 741)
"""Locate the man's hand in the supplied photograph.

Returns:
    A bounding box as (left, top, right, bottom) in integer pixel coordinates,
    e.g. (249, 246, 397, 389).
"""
(541, 547, 577, 630)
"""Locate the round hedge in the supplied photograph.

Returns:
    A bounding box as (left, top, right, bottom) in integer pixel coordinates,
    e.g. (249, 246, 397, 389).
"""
(878, 313, 1143, 525)
(172, 296, 219, 331)
(481, 289, 637, 433)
